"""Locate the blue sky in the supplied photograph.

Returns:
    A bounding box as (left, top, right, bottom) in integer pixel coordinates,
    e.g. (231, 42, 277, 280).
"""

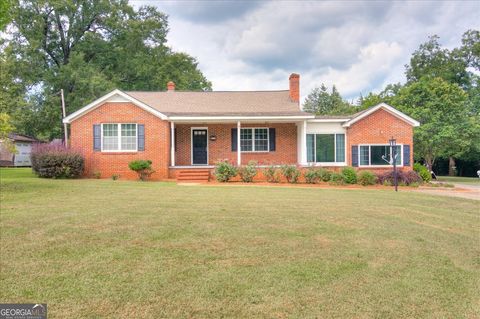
(132, 0, 479, 102)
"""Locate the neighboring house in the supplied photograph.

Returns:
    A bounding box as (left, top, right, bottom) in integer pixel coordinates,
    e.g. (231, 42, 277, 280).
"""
(0, 133, 39, 167)
(63, 74, 420, 180)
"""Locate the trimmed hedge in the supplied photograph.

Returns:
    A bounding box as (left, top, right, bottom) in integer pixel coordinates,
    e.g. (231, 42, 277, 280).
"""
(31, 142, 84, 178)
(129, 160, 155, 181)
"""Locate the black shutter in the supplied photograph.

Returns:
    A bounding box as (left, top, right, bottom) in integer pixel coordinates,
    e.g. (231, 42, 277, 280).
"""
(93, 124, 101, 151)
(138, 124, 145, 151)
(269, 128, 276, 151)
(351, 145, 359, 167)
(403, 145, 410, 166)
(231, 128, 237, 151)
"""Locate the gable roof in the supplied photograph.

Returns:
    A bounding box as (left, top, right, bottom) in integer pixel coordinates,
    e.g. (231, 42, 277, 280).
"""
(63, 89, 312, 123)
(342, 103, 420, 127)
(63, 89, 169, 123)
(8, 133, 39, 142)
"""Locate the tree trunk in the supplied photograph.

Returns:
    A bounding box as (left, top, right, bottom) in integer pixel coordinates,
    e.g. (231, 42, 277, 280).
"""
(448, 157, 456, 176)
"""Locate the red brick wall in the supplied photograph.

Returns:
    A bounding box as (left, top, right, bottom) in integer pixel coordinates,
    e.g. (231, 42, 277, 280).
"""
(70, 102, 170, 179)
(346, 109, 414, 171)
(174, 123, 298, 166)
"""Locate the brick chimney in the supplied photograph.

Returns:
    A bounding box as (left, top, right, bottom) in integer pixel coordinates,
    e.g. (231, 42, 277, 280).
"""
(289, 73, 300, 103)
(167, 81, 175, 91)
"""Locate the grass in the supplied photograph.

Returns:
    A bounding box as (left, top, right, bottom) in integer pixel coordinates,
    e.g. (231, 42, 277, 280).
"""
(1, 168, 479, 318)
(437, 176, 480, 185)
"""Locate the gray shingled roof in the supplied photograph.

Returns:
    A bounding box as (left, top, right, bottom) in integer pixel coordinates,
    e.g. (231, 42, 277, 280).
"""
(125, 90, 310, 117)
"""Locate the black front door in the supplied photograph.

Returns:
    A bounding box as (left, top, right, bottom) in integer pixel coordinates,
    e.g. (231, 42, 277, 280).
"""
(192, 129, 208, 165)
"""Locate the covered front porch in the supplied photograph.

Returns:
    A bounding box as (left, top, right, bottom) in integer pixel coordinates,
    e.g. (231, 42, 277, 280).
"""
(168, 119, 306, 180)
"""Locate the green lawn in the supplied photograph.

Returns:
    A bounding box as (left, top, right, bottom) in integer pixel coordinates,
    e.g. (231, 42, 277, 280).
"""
(1, 168, 479, 318)
(437, 175, 480, 185)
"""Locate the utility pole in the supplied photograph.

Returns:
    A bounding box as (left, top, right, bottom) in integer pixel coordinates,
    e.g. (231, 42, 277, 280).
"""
(60, 89, 68, 147)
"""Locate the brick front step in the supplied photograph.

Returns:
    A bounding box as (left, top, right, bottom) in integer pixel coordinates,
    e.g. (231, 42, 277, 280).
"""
(177, 170, 210, 182)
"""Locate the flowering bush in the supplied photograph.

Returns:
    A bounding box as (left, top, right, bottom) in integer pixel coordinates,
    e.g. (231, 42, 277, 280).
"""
(215, 160, 237, 182)
(31, 141, 84, 178)
(304, 168, 320, 184)
(263, 165, 281, 183)
(238, 161, 257, 183)
(281, 165, 301, 183)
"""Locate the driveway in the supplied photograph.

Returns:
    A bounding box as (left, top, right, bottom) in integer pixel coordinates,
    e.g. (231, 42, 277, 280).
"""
(413, 182, 480, 201)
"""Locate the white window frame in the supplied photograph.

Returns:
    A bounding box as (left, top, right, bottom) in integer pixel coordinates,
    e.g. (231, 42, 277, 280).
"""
(306, 133, 347, 165)
(101, 123, 138, 152)
(358, 144, 403, 167)
(240, 127, 269, 153)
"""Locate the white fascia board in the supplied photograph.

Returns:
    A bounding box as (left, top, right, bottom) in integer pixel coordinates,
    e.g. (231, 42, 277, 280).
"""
(307, 119, 350, 123)
(342, 103, 420, 127)
(63, 89, 169, 123)
(168, 115, 315, 121)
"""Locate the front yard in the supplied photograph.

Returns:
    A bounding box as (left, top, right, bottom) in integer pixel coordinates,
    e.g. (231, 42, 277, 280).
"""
(1, 168, 479, 318)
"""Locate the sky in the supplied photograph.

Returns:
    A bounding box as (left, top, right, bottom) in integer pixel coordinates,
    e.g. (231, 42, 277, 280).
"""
(131, 0, 479, 103)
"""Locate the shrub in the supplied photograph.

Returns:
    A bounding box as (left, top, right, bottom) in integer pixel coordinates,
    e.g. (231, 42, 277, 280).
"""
(263, 166, 281, 183)
(281, 165, 301, 183)
(330, 172, 345, 185)
(357, 170, 377, 186)
(377, 170, 422, 186)
(112, 174, 120, 180)
(128, 160, 155, 181)
(214, 160, 237, 182)
(341, 167, 357, 184)
(304, 168, 320, 184)
(318, 168, 332, 182)
(238, 161, 257, 183)
(31, 141, 84, 178)
(413, 163, 431, 183)
(92, 171, 101, 179)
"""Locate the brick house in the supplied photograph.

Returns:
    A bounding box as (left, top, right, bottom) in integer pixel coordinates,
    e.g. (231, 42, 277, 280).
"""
(63, 74, 419, 180)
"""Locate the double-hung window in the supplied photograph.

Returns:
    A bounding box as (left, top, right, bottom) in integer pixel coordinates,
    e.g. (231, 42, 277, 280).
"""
(102, 123, 137, 151)
(359, 145, 402, 166)
(306, 133, 345, 163)
(240, 128, 269, 152)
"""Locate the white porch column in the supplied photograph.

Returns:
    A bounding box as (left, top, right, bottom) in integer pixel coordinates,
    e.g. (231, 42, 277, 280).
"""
(237, 121, 241, 166)
(170, 121, 175, 166)
(300, 120, 307, 165)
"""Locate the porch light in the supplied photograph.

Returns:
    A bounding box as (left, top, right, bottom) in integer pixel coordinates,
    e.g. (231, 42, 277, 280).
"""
(209, 134, 217, 141)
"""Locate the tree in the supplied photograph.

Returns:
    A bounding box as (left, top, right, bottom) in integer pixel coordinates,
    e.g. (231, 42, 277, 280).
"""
(0, 113, 15, 152)
(405, 35, 470, 88)
(391, 77, 470, 170)
(1, 0, 211, 139)
(303, 84, 356, 115)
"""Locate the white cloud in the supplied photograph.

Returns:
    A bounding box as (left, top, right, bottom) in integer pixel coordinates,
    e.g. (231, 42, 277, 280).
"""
(132, 0, 480, 101)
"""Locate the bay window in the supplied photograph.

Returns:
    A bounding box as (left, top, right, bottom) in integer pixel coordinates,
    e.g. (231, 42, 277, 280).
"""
(240, 128, 269, 152)
(306, 133, 345, 163)
(359, 145, 402, 166)
(102, 123, 137, 151)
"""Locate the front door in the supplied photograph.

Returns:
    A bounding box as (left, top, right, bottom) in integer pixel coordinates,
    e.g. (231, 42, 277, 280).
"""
(192, 129, 208, 165)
